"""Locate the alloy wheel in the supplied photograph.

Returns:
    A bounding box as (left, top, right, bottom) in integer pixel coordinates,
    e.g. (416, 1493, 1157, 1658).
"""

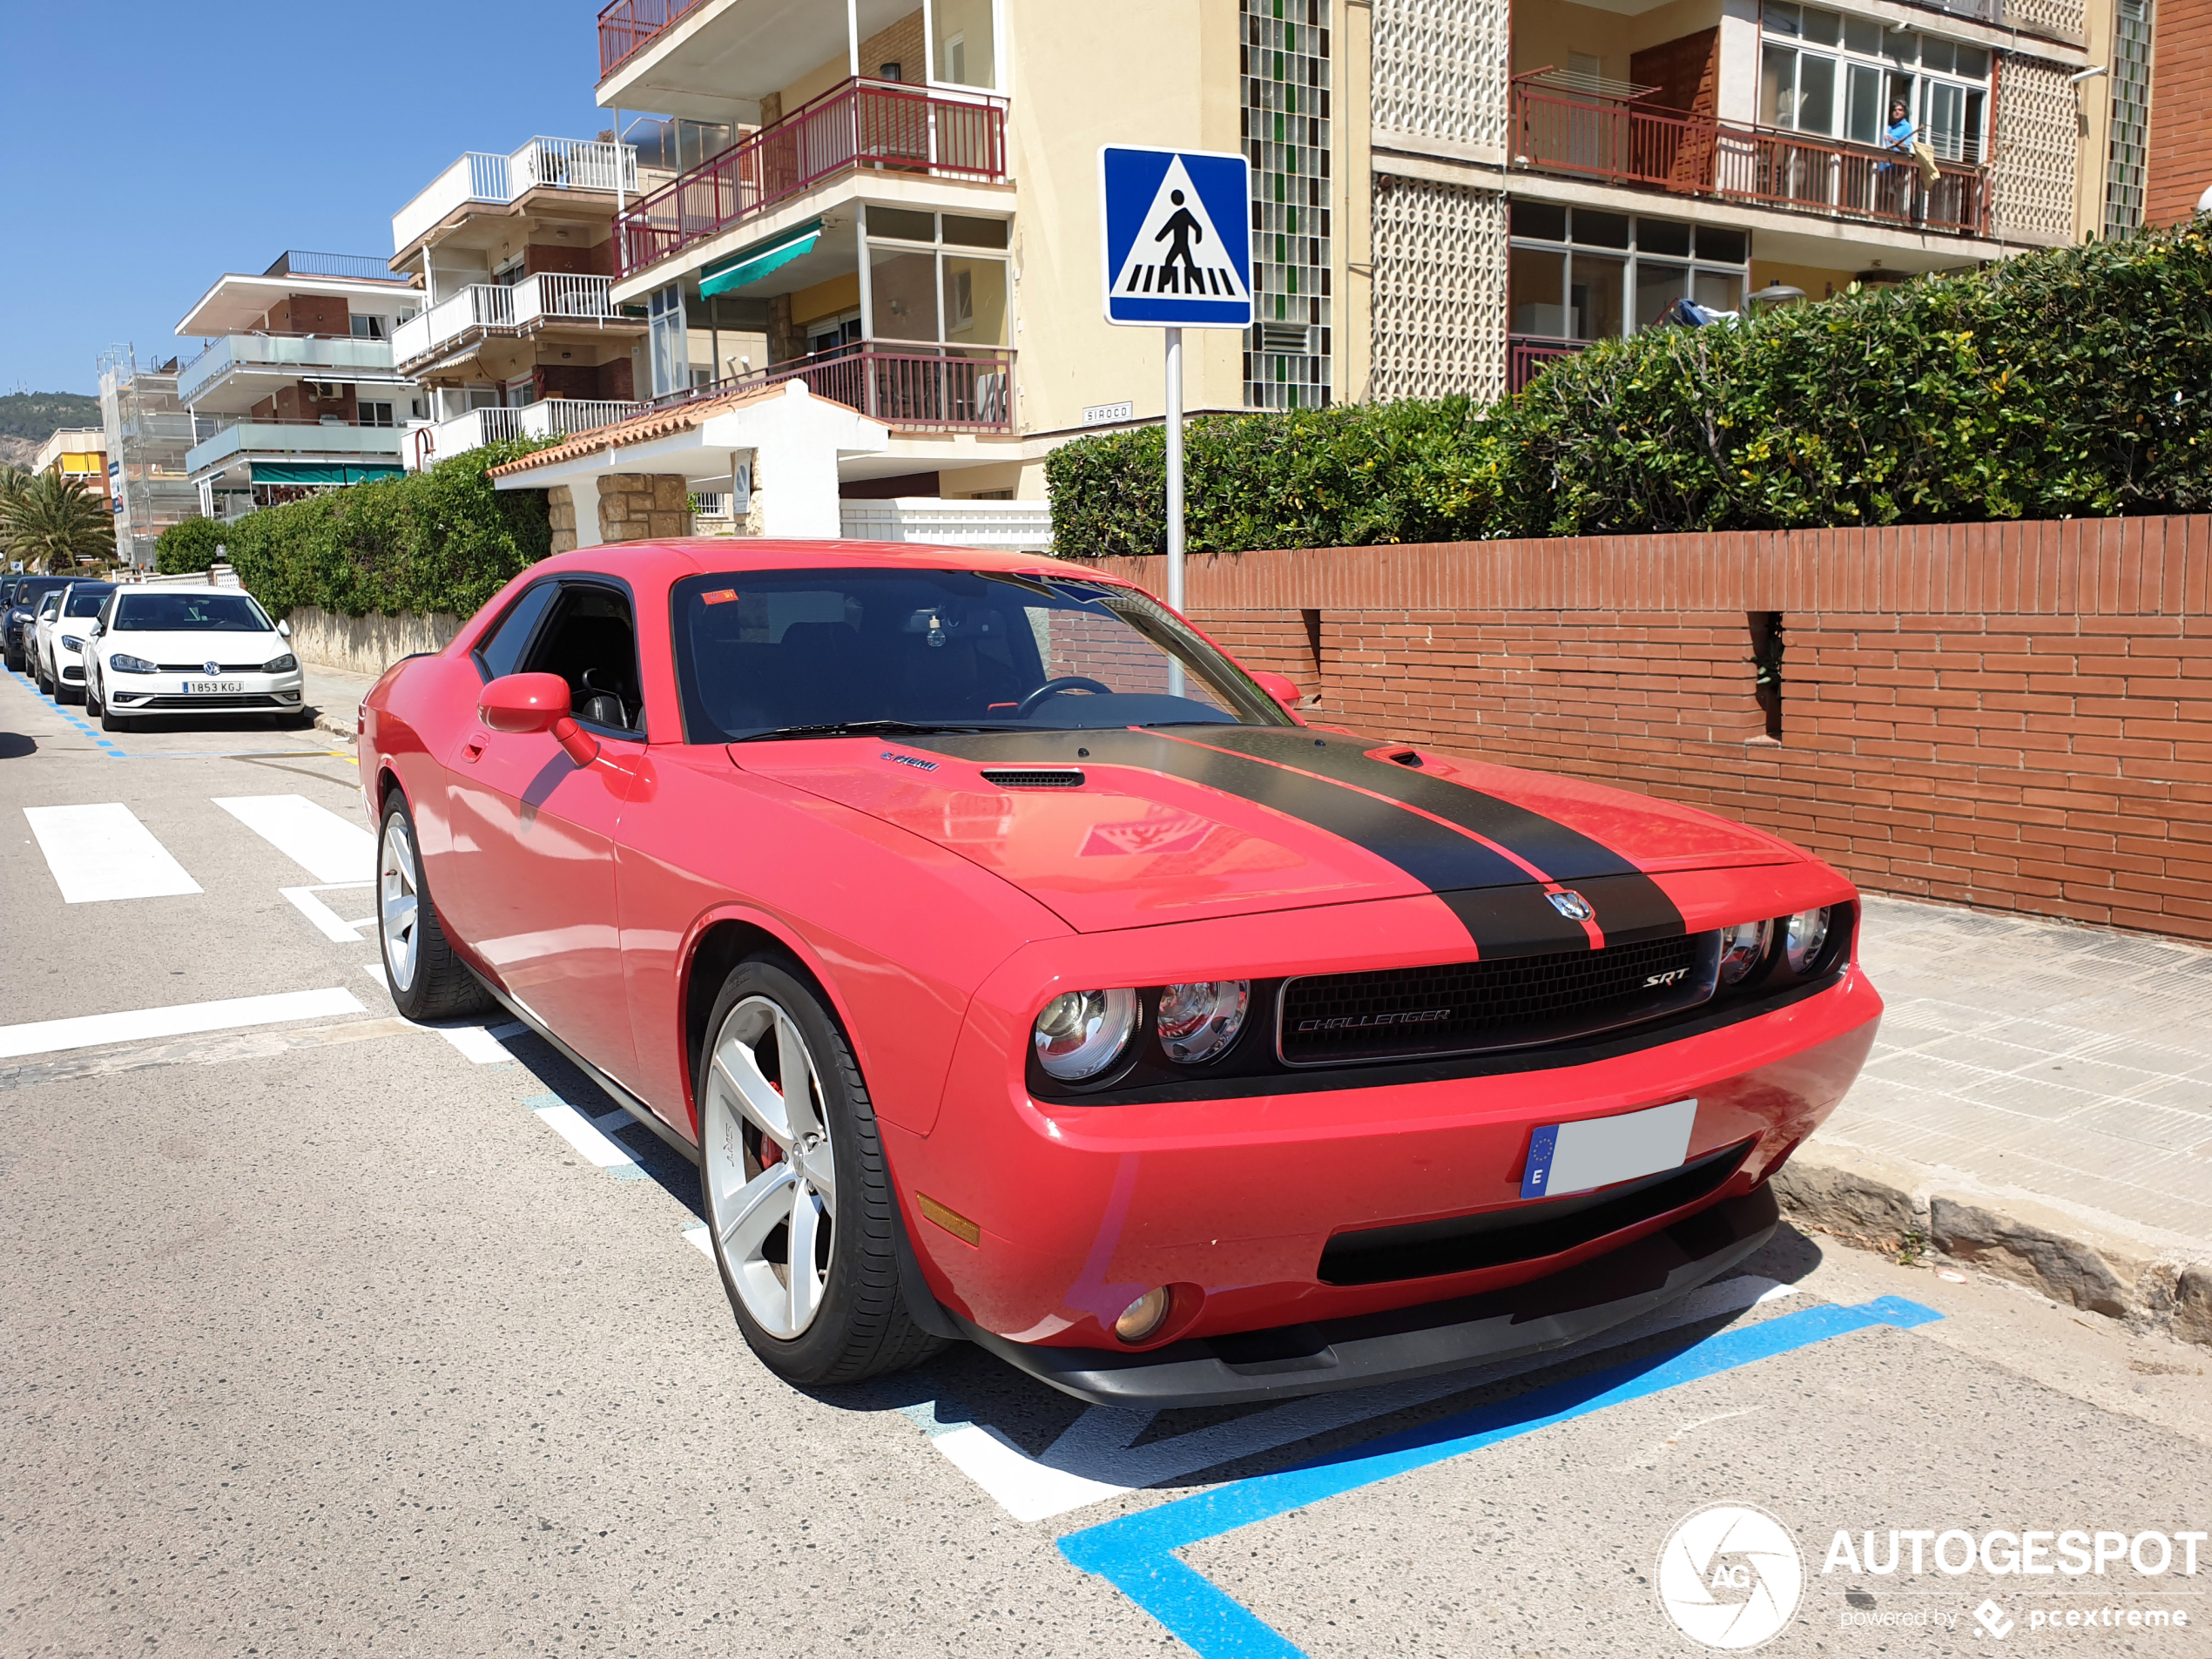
(379, 818, 421, 994)
(703, 995, 836, 1339)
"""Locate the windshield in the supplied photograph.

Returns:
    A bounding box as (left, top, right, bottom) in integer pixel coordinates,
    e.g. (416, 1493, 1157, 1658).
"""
(12, 579, 68, 611)
(113, 592, 274, 632)
(63, 589, 111, 619)
(671, 569, 1296, 742)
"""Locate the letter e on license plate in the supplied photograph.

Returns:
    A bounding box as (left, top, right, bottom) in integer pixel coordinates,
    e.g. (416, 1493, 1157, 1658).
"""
(1521, 1097, 1696, 1198)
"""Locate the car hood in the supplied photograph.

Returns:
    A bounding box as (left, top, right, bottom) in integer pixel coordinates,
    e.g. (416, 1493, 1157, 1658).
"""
(732, 725, 1799, 943)
(98, 630, 287, 665)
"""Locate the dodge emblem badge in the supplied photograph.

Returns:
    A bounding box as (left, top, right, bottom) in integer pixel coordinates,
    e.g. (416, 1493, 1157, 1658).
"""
(1547, 889, 1595, 921)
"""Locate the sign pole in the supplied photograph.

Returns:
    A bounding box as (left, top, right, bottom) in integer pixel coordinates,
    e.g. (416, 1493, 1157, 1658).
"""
(1163, 326, 1184, 694)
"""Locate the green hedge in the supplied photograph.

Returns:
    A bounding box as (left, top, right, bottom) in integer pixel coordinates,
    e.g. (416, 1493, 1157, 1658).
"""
(225, 438, 558, 619)
(155, 516, 224, 575)
(1047, 220, 2212, 557)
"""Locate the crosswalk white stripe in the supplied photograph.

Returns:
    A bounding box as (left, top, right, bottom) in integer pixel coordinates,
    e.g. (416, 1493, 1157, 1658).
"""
(24, 804, 203, 903)
(0, 987, 368, 1060)
(212, 794, 374, 883)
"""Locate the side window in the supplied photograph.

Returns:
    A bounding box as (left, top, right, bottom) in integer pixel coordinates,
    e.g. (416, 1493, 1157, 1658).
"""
(475, 582, 559, 682)
(523, 583, 643, 734)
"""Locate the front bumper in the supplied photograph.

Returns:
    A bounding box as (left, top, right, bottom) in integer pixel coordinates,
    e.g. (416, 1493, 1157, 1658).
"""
(959, 1185, 1780, 1407)
(109, 673, 304, 712)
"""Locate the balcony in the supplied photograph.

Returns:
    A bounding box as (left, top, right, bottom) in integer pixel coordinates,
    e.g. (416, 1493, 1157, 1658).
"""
(1507, 334, 1588, 394)
(617, 79, 1008, 278)
(598, 0, 708, 78)
(185, 419, 408, 478)
(393, 137, 640, 254)
(390, 275, 636, 369)
(651, 345, 1014, 434)
(405, 398, 646, 469)
(177, 334, 401, 407)
(1509, 78, 1990, 239)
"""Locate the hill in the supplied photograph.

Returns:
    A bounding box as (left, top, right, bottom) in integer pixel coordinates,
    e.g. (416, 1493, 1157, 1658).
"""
(0, 391, 103, 469)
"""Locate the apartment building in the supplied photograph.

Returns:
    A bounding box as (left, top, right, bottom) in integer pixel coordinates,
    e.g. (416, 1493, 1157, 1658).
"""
(587, 0, 2128, 515)
(388, 135, 657, 468)
(172, 252, 421, 523)
(2142, 0, 2209, 224)
(98, 349, 198, 569)
(30, 428, 110, 506)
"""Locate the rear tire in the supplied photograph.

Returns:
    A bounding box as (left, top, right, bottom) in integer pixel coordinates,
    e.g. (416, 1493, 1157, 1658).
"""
(696, 958, 944, 1388)
(376, 793, 489, 1022)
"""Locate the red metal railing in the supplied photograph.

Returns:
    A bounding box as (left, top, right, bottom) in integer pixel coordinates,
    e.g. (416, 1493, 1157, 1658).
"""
(1509, 79, 1989, 238)
(617, 79, 1008, 277)
(597, 0, 706, 80)
(1507, 334, 1588, 393)
(651, 345, 1015, 433)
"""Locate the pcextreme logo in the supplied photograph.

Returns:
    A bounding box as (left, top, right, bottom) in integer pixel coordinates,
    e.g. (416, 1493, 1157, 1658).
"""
(1657, 1502, 1805, 1650)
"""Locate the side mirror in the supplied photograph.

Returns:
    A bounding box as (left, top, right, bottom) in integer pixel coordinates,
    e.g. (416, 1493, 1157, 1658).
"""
(477, 671, 598, 766)
(1250, 671, 1303, 714)
(277, 618, 292, 638)
(87, 622, 103, 639)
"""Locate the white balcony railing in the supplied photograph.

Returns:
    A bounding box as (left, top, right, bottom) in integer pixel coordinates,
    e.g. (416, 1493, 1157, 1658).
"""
(406, 398, 643, 469)
(838, 497, 1053, 551)
(392, 284, 514, 365)
(516, 397, 639, 436)
(393, 137, 639, 253)
(512, 273, 623, 327)
(185, 421, 408, 476)
(177, 334, 401, 406)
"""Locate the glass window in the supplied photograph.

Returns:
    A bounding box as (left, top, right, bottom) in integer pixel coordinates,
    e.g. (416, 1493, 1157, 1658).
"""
(1512, 201, 1568, 241)
(1639, 219, 1691, 257)
(1761, 44, 1797, 126)
(359, 401, 396, 428)
(1801, 6, 1840, 44)
(1920, 37, 1955, 74)
(1846, 63, 1884, 145)
(931, 0, 997, 89)
(64, 587, 111, 619)
(942, 215, 1010, 249)
(867, 207, 936, 243)
(523, 583, 643, 734)
(1766, 1, 1801, 35)
(475, 582, 559, 680)
(114, 591, 274, 632)
(1955, 44, 1988, 79)
(869, 248, 940, 341)
(1510, 246, 1568, 336)
(942, 256, 1008, 346)
(670, 570, 1292, 744)
(647, 283, 687, 398)
(1571, 255, 1625, 339)
(1575, 211, 1631, 248)
(1844, 14, 1880, 53)
(1797, 54, 1837, 132)
(1635, 262, 1688, 330)
(1695, 225, 1748, 263)
(1694, 270, 1744, 312)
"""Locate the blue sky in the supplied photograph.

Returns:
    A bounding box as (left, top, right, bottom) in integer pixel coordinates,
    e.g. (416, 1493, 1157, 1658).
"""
(1, 2, 622, 395)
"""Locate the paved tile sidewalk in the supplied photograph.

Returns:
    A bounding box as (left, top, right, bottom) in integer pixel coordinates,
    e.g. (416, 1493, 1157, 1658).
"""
(303, 663, 379, 740)
(1828, 895, 2212, 1244)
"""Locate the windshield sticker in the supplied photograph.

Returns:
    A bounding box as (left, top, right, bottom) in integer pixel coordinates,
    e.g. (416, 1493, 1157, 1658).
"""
(702, 588, 739, 605)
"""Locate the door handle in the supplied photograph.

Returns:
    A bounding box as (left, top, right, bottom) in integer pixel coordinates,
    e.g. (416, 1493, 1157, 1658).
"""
(462, 738, 485, 763)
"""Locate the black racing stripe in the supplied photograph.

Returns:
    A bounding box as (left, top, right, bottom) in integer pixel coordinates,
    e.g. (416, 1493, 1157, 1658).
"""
(1194, 727, 1686, 942)
(906, 728, 1588, 953)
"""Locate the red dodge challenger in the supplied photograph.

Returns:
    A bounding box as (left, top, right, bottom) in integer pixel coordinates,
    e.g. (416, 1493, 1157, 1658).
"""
(358, 540, 1878, 1407)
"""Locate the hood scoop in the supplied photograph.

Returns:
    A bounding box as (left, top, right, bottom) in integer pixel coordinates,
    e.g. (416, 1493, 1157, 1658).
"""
(980, 767, 1087, 789)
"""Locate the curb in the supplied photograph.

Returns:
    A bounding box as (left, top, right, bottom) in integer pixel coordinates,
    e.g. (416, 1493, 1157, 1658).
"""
(1770, 1138, 2212, 1349)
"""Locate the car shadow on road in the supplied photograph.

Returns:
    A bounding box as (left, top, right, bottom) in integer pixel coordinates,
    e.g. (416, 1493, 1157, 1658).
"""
(489, 1024, 707, 1220)
(0, 732, 36, 759)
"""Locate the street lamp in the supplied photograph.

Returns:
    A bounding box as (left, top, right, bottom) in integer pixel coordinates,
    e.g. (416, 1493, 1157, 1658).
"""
(1746, 283, 1806, 309)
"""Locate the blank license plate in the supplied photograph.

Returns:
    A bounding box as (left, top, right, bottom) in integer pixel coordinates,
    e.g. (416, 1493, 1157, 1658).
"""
(1520, 1097, 1696, 1199)
(185, 679, 243, 693)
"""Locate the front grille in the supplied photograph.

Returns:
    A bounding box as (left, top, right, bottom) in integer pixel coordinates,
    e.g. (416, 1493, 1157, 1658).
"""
(981, 768, 1087, 788)
(155, 662, 270, 673)
(132, 693, 286, 710)
(1278, 933, 1710, 1066)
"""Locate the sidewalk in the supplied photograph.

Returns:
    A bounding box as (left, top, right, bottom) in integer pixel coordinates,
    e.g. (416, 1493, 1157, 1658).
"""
(303, 662, 379, 743)
(1779, 894, 2212, 1345)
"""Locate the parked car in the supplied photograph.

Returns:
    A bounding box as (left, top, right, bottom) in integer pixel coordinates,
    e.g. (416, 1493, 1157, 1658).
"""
(84, 584, 304, 732)
(33, 580, 116, 703)
(3, 576, 74, 672)
(28, 589, 65, 693)
(359, 543, 1878, 1407)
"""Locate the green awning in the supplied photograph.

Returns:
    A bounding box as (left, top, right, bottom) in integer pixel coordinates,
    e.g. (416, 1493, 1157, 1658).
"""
(251, 462, 405, 486)
(699, 220, 822, 298)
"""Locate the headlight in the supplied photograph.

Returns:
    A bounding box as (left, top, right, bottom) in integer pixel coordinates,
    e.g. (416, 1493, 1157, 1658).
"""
(61, 636, 84, 653)
(263, 653, 298, 673)
(1784, 907, 1832, 974)
(111, 654, 159, 675)
(1156, 980, 1250, 1064)
(1716, 919, 1772, 985)
(1033, 988, 1139, 1081)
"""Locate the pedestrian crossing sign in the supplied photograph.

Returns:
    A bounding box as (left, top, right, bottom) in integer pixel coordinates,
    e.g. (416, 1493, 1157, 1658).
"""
(1099, 145, 1252, 328)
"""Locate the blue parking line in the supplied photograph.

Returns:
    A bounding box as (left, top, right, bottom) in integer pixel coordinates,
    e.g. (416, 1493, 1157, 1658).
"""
(5, 665, 128, 756)
(1057, 1295, 1942, 1659)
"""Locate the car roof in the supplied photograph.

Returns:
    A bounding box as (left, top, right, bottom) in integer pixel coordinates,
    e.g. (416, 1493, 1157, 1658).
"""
(118, 583, 246, 597)
(525, 537, 1130, 587)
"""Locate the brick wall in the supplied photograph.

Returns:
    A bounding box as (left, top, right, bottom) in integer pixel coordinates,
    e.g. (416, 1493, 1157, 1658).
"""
(1095, 516, 2212, 941)
(2147, 0, 2212, 225)
(263, 293, 351, 334)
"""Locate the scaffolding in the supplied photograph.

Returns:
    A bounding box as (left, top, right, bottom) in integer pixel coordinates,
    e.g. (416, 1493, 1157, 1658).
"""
(97, 346, 200, 569)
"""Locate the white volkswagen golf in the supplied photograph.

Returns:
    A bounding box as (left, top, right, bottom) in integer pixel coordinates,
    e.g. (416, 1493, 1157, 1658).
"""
(84, 585, 307, 733)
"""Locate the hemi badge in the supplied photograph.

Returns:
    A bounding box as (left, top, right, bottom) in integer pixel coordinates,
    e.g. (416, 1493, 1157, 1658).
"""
(917, 1192, 981, 1246)
(882, 752, 939, 771)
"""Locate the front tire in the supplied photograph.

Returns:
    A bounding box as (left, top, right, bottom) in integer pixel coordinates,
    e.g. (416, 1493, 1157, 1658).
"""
(376, 794, 489, 1022)
(697, 959, 942, 1387)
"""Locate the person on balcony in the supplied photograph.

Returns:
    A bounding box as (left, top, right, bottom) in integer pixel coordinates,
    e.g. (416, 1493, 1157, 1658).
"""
(1884, 99, 1923, 225)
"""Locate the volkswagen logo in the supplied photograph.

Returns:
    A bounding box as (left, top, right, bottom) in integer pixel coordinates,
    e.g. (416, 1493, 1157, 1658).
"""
(1547, 889, 1595, 921)
(204, 660, 220, 676)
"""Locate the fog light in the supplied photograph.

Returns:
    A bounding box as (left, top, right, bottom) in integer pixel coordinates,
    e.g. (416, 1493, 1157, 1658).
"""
(1717, 919, 1772, 985)
(1114, 1286, 1174, 1344)
(1157, 980, 1250, 1064)
(1784, 907, 1832, 974)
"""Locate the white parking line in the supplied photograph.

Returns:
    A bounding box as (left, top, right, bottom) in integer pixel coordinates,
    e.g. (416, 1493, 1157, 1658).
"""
(213, 794, 374, 883)
(24, 804, 202, 903)
(438, 1024, 514, 1063)
(0, 987, 368, 1061)
(530, 1098, 637, 1168)
(911, 1275, 1809, 1523)
(280, 883, 374, 942)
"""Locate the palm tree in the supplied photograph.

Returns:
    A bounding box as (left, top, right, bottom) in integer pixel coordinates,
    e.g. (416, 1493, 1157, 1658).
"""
(0, 473, 115, 572)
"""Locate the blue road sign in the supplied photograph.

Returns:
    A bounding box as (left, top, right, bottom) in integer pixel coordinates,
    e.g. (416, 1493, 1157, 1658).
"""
(1099, 145, 1252, 328)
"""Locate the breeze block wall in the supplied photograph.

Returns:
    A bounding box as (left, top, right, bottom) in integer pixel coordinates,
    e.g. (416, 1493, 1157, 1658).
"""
(1094, 516, 2212, 942)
